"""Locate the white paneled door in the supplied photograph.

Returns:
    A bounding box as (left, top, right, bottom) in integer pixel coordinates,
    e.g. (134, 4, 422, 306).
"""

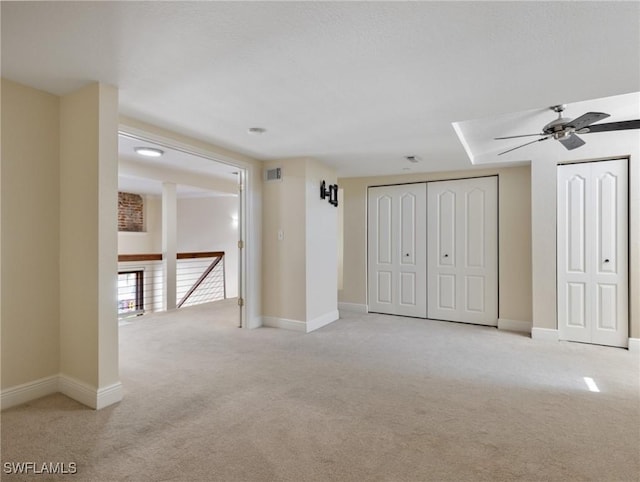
(368, 184, 427, 317)
(427, 177, 498, 325)
(557, 159, 628, 347)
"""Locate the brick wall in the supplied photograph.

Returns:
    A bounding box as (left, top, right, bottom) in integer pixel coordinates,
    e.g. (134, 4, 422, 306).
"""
(118, 192, 144, 232)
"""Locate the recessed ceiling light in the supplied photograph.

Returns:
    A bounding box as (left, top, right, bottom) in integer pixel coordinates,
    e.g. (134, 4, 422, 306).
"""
(134, 147, 164, 157)
(247, 127, 266, 135)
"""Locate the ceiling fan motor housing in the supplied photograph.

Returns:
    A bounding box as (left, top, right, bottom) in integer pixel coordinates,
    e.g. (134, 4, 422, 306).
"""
(543, 117, 574, 138)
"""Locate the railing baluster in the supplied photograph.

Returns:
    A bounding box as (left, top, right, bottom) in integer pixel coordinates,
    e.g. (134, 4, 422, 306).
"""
(176, 255, 223, 308)
(117, 251, 226, 315)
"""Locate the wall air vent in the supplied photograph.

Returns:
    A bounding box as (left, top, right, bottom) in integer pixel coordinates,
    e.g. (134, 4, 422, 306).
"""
(264, 167, 282, 182)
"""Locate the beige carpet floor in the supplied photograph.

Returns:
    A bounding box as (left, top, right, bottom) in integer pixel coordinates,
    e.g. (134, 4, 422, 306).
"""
(2, 298, 639, 481)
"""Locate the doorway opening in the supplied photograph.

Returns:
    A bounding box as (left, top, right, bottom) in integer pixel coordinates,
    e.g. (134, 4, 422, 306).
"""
(116, 130, 248, 328)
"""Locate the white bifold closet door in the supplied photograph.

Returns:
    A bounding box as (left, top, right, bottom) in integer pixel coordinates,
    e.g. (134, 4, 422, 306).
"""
(557, 159, 628, 347)
(427, 177, 498, 325)
(367, 184, 427, 317)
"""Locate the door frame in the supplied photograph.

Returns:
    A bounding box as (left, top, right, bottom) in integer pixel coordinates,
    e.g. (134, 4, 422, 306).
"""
(117, 123, 252, 328)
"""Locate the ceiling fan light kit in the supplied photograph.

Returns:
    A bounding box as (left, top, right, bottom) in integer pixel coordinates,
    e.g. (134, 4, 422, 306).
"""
(495, 104, 640, 155)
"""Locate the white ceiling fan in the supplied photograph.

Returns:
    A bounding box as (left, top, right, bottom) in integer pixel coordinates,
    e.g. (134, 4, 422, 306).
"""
(495, 104, 640, 155)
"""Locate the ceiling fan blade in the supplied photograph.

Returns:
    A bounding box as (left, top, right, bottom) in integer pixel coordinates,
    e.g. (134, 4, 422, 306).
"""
(564, 112, 610, 130)
(582, 119, 640, 133)
(498, 136, 551, 155)
(558, 133, 586, 150)
(494, 133, 545, 140)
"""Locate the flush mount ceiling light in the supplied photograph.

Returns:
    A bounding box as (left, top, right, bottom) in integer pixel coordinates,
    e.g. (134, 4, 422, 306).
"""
(247, 127, 266, 135)
(134, 147, 164, 157)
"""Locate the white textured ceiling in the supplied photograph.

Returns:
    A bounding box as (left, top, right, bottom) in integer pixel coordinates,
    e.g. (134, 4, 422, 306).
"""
(2, 2, 639, 177)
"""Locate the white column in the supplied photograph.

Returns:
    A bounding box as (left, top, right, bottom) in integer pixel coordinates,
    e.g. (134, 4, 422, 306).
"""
(163, 182, 177, 310)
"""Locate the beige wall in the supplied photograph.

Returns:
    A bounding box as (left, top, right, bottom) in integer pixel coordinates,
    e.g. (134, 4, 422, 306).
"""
(1, 79, 60, 388)
(2, 81, 263, 406)
(262, 159, 307, 321)
(59, 83, 120, 390)
(2, 79, 120, 408)
(339, 165, 532, 323)
(262, 157, 339, 324)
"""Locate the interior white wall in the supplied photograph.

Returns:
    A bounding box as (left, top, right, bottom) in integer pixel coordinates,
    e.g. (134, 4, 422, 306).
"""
(177, 196, 239, 298)
(305, 159, 338, 322)
(531, 159, 558, 332)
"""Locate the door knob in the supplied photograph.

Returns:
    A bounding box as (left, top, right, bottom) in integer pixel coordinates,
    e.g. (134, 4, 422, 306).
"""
(443, 254, 449, 258)
(405, 253, 410, 257)
(604, 259, 610, 263)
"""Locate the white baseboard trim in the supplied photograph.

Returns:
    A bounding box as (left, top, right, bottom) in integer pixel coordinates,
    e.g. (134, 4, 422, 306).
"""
(338, 302, 368, 314)
(96, 382, 124, 409)
(59, 374, 99, 409)
(2, 374, 122, 411)
(531, 327, 559, 341)
(0, 375, 59, 411)
(307, 310, 340, 333)
(262, 316, 307, 332)
(246, 315, 262, 330)
(628, 338, 640, 352)
(261, 311, 340, 333)
(498, 318, 532, 334)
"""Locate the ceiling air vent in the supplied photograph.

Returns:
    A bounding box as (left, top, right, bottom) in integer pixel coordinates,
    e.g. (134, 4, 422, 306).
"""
(264, 167, 282, 182)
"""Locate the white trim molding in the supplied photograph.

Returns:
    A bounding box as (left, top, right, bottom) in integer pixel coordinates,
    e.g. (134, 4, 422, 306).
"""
(338, 302, 368, 314)
(246, 314, 263, 330)
(498, 318, 532, 334)
(262, 316, 307, 332)
(97, 382, 124, 409)
(531, 327, 559, 341)
(628, 338, 640, 352)
(59, 374, 100, 409)
(307, 310, 340, 333)
(2, 375, 122, 411)
(262, 311, 340, 333)
(0, 375, 58, 411)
